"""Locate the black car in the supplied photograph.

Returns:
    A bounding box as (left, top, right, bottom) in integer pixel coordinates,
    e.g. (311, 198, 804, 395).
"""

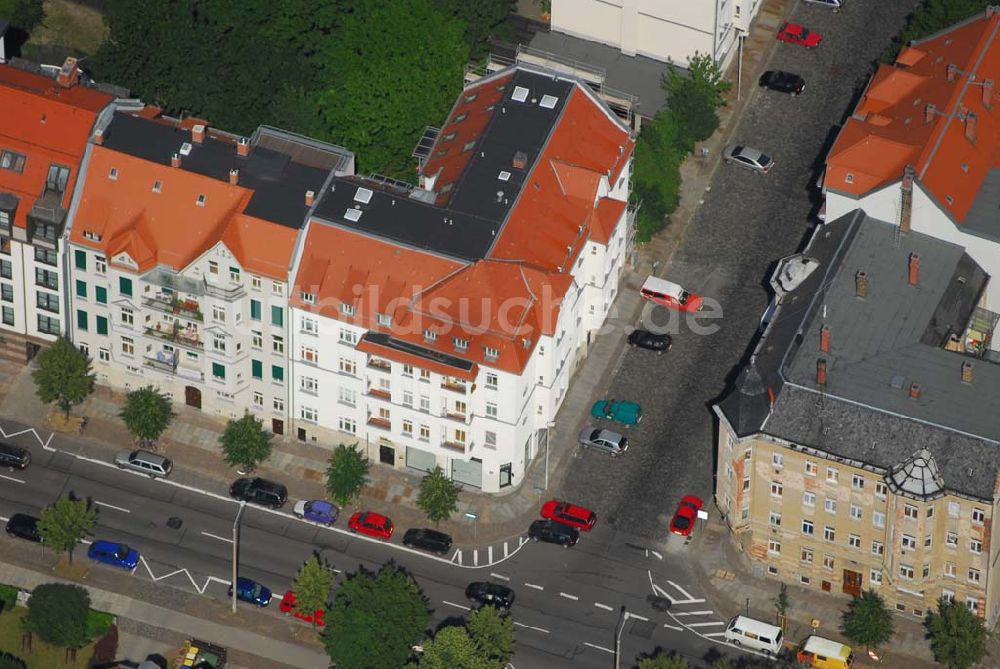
(528, 520, 579, 548)
(758, 70, 806, 95)
(0, 443, 30, 469)
(403, 528, 453, 555)
(627, 329, 672, 354)
(466, 582, 515, 610)
(5, 513, 41, 542)
(229, 477, 288, 508)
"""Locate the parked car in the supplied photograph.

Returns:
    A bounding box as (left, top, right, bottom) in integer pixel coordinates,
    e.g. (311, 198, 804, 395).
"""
(279, 590, 325, 626)
(578, 427, 628, 456)
(591, 399, 643, 426)
(87, 540, 140, 570)
(0, 443, 30, 470)
(5, 513, 41, 543)
(804, 0, 841, 10)
(402, 528, 453, 554)
(776, 22, 822, 48)
(758, 70, 806, 95)
(640, 276, 704, 312)
(627, 329, 672, 354)
(228, 477, 288, 508)
(228, 577, 272, 607)
(528, 520, 580, 548)
(669, 495, 704, 537)
(540, 500, 597, 531)
(348, 511, 394, 540)
(465, 582, 515, 610)
(114, 449, 172, 478)
(723, 144, 775, 174)
(293, 500, 338, 525)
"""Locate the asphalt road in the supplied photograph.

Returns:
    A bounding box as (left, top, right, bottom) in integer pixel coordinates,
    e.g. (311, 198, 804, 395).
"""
(558, 0, 921, 538)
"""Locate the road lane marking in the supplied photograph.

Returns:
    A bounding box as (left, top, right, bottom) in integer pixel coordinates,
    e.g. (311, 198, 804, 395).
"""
(442, 600, 471, 611)
(688, 621, 725, 627)
(583, 642, 613, 654)
(451, 549, 462, 563)
(524, 583, 544, 590)
(490, 572, 510, 581)
(559, 592, 579, 601)
(513, 622, 549, 634)
(594, 602, 614, 611)
(674, 610, 714, 616)
(201, 532, 233, 544)
(703, 632, 726, 638)
(488, 546, 493, 563)
(629, 613, 649, 622)
(664, 623, 684, 631)
(647, 549, 663, 560)
(667, 580, 697, 600)
(0, 474, 25, 483)
(94, 500, 130, 513)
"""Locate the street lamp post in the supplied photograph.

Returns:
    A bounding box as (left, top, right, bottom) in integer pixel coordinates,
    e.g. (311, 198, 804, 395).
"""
(231, 501, 246, 613)
(614, 606, 631, 669)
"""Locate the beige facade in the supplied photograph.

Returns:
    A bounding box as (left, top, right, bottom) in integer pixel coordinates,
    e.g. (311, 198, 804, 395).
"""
(715, 420, 1000, 625)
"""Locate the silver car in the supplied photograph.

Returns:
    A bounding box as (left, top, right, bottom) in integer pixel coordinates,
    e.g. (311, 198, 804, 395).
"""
(723, 144, 774, 174)
(578, 427, 629, 456)
(114, 448, 172, 478)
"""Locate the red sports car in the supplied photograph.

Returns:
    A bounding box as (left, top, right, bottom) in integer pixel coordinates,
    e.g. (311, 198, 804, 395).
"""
(669, 495, 703, 537)
(776, 22, 822, 48)
(348, 511, 394, 540)
(279, 590, 326, 627)
(540, 500, 597, 531)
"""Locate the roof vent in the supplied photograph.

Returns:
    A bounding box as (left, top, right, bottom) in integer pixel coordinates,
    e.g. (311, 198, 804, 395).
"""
(171, 153, 181, 168)
(345, 208, 363, 222)
(539, 94, 558, 109)
(228, 168, 238, 185)
(909, 382, 921, 399)
(237, 137, 250, 157)
(512, 151, 528, 170)
(855, 271, 869, 298)
(512, 86, 529, 102)
(496, 190, 504, 203)
(498, 171, 511, 182)
(354, 187, 374, 205)
(191, 124, 206, 144)
(179, 142, 193, 157)
(305, 190, 315, 206)
(961, 360, 974, 384)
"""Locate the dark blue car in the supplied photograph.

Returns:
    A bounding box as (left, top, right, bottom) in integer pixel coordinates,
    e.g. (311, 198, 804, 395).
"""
(293, 499, 338, 525)
(87, 540, 140, 570)
(229, 577, 272, 607)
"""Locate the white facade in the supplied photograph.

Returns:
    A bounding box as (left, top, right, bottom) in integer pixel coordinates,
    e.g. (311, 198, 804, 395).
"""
(550, 0, 762, 68)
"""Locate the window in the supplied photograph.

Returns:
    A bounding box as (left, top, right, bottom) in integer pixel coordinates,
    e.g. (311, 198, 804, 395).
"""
(485, 431, 497, 448)
(74, 249, 87, 270)
(75, 280, 87, 299)
(769, 511, 781, 527)
(945, 562, 956, 578)
(213, 335, 225, 353)
(803, 491, 816, 507)
(271, 282, 283, 296)
(120, 307, 133, 326)
(941, 589, 955, 603)
(923, 564, 930, 579)
(824, 526, 836, 542)
(926, 506, 934, 519)
(850, 504, 862, 521)
(946, 532, 958, 548)
(849, 534, 861, 548)
(95, 256, 106, 274)
(873, 511, 885, 528)
(0, 284, 13, 302)
(904, 504, 918, 520)
(229, 267, 241, 283)
(966, 598, 978, 613)
(0, 260, 11, 279)
(212, 305, 225, 323)
(970, 539, 983, 554)
(948, 501, 960, 518)
(36, 315, 60, 335)
(770, 481, 783, 498)
(250, 299, 261, 320)
(36, 292, 59, 313)
(301, 346, 317, 364)
(0, 150, 26, 173)
(870, 569, 882, 585)
(902, 534, 916, 550)
(272, 337, 285, 356)
(212, 362, 225, 380)
(800, 548, 813, 564)
(300, 407, 317, 422)
(972, 507, 985, 525)
(772, 453, 784, 468)
(76, 310, 88, 331)
(35, 247, 57, 266)
(377, 313, 391, 327)
(485, 372, 498, 390)
(453, 337, 469, 352)
(1, 306, 12, 326)
(271, 305, 283, 327)
(251, 276, 262, 290)
(423, 329, 436, 342)
(900, 564, 914, 580)
(339, 358, 356, 375)
(96, 315, 108, 335)
(968, 568, 981, 584)
(120, 337, 134, 356)
(925, 534, 933, 548)
(401, 364, 413, 377)
(95, 286, 107, 304)
(341, 302, 355, 316)
(872, 541, 884, 556)
(823, 555, 835, 571)
(419, 424, 431, 440)
(339, 417, 357, 434)
(825, 498, 837, 514)
(271, 365, 284, 382)
(273, 398, 285, 412)
(301, 316, 318, 335)
(119, 277, 133, 297)
(484, 346, 499, 361)
(826, 468, 839, 484)
(420, 369, 431, 382)
(742, 476, 750, 492)
(35, 268, 58, 289)
(802, 520, 814, 535)
(851, 474, 865, 490)
(251, 331, 263, 349)
(486, 402, 498, 419)
(252, 360, 263, 379)
(339, 329, 357, 345)
(338, 387, 356, 406)
(875, 481, 887, 498)
(768, 539, 781, 556)
(98, 347, 110, 362)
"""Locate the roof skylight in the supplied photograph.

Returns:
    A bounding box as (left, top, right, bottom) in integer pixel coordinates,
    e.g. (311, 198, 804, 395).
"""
(540, 94, 558, 109)
(512, 86, 529, 103)
(345, 208, 363, 222)
(354, 187, 374, 205)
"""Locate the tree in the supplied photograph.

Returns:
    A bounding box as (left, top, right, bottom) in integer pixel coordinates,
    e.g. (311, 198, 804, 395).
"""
(323, 563, 430, 669)
(663, 52, 731, 144)
(926, 597, 988, 669)
(773, 583, 789, 628)
(413, 626, 490, 669)
(435, 0, 513, 59)
(293, 554, 334, 627)
(22, 583, 90, 649)
(468, 605, 513, 666)
(417, 466, 460, 525)
(219, 412, 272, 473)
(37, 496, 96, 565)
(885, 1, 991, 62)
(0, 0, 44, 32)
(637, 651, 689, 669)
(841, 590, 893, 651)
(32, 337, 94, 419)
(325, 444, 370, 506)
(120, 385, 173, 447)
(318, 0, 470, 178)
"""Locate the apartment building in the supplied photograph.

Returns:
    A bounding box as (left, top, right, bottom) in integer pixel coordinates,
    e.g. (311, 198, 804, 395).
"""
(288, 66, 634, 493)
(66, 105, 354, 423)
(0, 58, 112, 363)
(823, 6, 1000, 345)
(715, 209, 1000, 625)
(550, 0, 762, 68)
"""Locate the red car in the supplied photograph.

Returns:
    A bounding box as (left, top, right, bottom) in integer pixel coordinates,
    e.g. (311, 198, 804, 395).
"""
(640, 276, 704, 313)
(348, 511, 394, 540)
(279, 590, 325, 627)
(669, 495, 703, 537)
(540, 500, 597, 531)
(776, 22, 822, 48)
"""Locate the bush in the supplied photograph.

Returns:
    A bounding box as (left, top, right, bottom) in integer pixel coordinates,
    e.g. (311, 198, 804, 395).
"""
(883, 1, 992, 63)
(85, 609, 115, 640)
(0, 585, 19, 613)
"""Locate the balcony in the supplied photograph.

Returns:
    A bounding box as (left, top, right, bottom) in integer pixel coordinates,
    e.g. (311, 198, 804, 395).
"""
(367, 357, 391, 373)
(444, 410, 468, 423)
(145, 322, 204, 350)
(142, 294, 203, 322)
(143, 350, 177, 373)
(203, 278, 245, 301)
(367, 416, 391, 430)
(442, 440, 470, 453)
(441, 379, 467, 394)
(366, 387, 391, 400)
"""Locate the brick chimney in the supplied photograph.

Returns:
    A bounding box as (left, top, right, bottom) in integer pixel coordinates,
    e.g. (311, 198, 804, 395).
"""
(237, 137, 250, 157)
(56, 57, 80, 88)
(305, 190, 315, 206)
(228, 168, 239, 185)
(191, 124, 206, 144)
(962, 360, 974, 384)
(855, 271, 869, 299)
(819, 325, 831, 353)
(817, 358, 828, 387)
(908, 252, 920, 286)
(984, 79, 995, 110)
(947, 63, 958, 82)
(966, 112, 978, 144)
(171, 153, 181, 168)
(93, 129, 104, 146)
(512, 151, 528, 169)
(925, 103, 937, 124)
(909, 382, 921, 399)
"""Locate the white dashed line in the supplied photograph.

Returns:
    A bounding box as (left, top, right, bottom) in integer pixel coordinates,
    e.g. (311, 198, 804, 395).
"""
(200, 532, 233, 544)
(688, 621, 725, 627)
(559, 592, 579, 601)
(490, 572, 510, 581)
(442, 600, 471, 611)
(0, 474, 25, 483)
(524, 583, 544, 590)
(667, 581, 697, 600)
(594, 602, 614, 611)
(583, 642, 614, 654)
(513, 622, 550, 634)
(674, 610, 714, 616)
(648, 549, 663, 560)
(628, 613, 649, 622)
(94, 500, 130, 513)
(703, 632, 726, 638)
(663, 623, 684, 631)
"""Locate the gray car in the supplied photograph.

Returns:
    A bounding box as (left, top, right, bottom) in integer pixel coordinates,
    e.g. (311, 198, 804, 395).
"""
(723, 144, 774, 174)
(578, 427, 628, 456)
(114, 448, 172, 478)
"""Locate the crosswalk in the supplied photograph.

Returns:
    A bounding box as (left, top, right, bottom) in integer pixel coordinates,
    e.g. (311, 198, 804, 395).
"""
(449, 535, 529, 567)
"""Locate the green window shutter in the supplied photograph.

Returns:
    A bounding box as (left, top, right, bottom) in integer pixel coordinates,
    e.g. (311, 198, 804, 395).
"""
(212, 363, 225, 380)
(271, 365, 284, 382)
(271, 305, 283, 327)
(252, 359, 263, 379)
(96, 315, 108, 335)
(250, 299, 261, 320)
(76, 310, 88, 331)
(95, 286, 107, 304)
(74, 249, 86, 270)
(119, 277, 133, 296)
(75, 280, 87, 298)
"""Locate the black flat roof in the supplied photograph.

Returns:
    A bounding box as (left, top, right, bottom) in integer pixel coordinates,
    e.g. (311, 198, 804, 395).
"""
(363, 332, 474, 372)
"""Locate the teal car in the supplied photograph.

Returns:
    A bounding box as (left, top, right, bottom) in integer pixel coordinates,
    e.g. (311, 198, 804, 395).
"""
(590, 400, 643, 426)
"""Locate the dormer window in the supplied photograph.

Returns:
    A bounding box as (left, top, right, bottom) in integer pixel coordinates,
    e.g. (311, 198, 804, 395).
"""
(300, 292, 315, 304)
(463, 140, 476, 152)
(442, 131, 457, 142)
(453, 112, 468, 124)
(464, 93, 478, 104)
(152, 180, 162, 193)
(83, 230, 102, 242)
(0, 150, 26, 173)
(454, 337, 469, 351)
(377, 313, 392, 327)
(108, 168, 118, 180)
(424, 329, 437, 342)
(196, 194, 206, 206)
(484, 346, 499, 361)
(845, 173, 854, 184)
(341, 302, 355, 316)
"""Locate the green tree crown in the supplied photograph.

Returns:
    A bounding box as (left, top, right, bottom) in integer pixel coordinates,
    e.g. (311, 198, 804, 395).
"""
(292, 554, 334, 626)
(32, 337, 94, 418)
(637, 651, 690, 669)
(22, 583, 91, 648)
(841, 590, 894, 650)
(926, 596, 988, 669)
(325, 444, 370, 507)
(417, 466, 460, 525)
(468, 605, 513, 666)
(37, 497, 97, 565)
(413, 625, 490, 669)
(219, 413, 272, 472)
(120, 385, 174, 444)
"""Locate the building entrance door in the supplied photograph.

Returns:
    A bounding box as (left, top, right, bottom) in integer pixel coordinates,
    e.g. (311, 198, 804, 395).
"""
(184, 385, 201, 409)
(842, 569, 862, 597)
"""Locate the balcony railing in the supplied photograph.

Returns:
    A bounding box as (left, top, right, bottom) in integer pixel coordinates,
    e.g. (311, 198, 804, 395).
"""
(441, 380, 467, 394)
(366, 387, 391, 400)
(144, 323, 204, 350)
(442, 440, 470, 453)
(367, 416, 391, 430)
(203, 279, 245, 301)
(444, 410, 468, 423)
(142, 294, 203, 321)
(367, 358, 391, 372)
(143, 351, 177, 373)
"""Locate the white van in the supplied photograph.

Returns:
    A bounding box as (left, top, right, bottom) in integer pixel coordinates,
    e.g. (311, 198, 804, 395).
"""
(724, 615, 784, 654)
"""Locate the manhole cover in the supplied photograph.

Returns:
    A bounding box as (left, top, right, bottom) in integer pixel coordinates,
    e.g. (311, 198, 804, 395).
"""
(630, 620, 655, 639)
